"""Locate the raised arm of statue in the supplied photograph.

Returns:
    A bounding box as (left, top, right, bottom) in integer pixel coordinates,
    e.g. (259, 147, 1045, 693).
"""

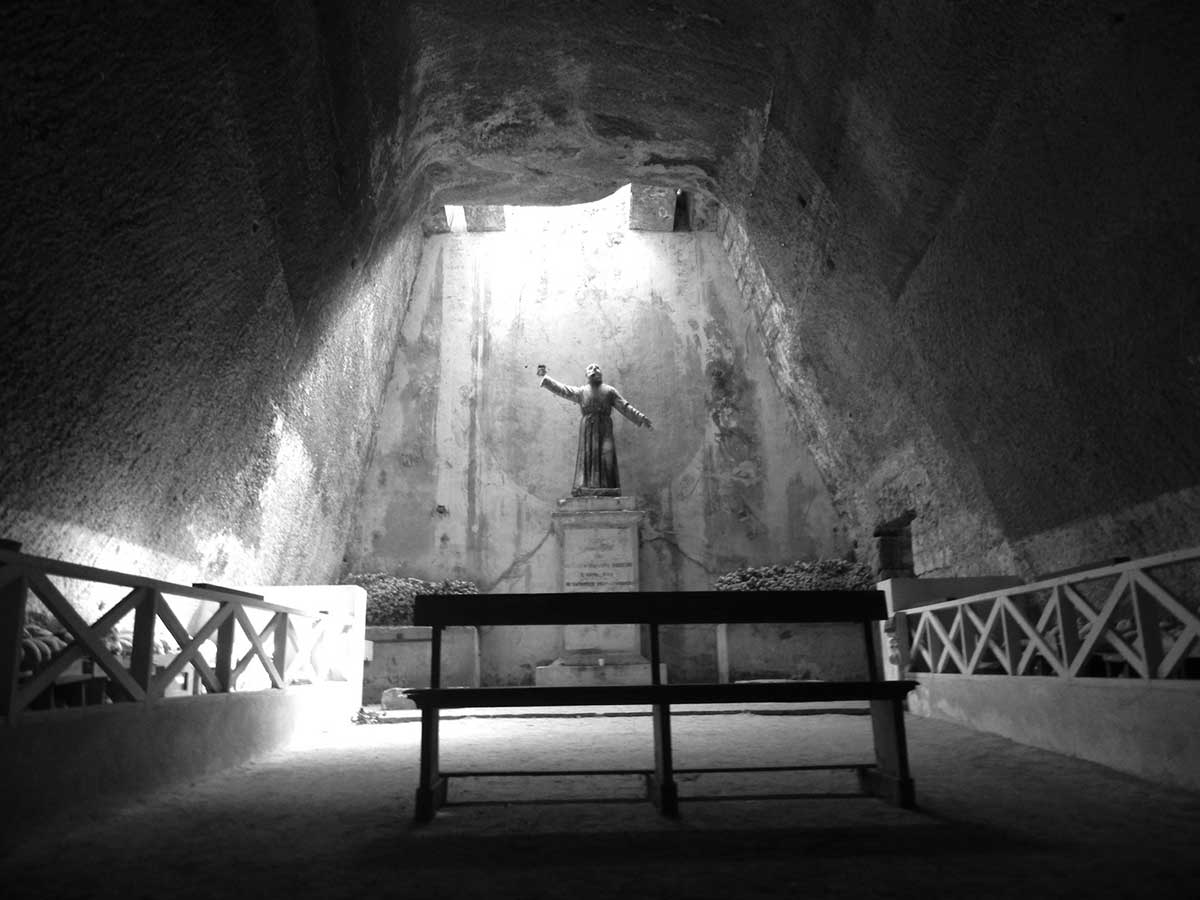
(536, 360, 650, 497)
(611, 391, 653, 429)
(538, 369, 580, 403)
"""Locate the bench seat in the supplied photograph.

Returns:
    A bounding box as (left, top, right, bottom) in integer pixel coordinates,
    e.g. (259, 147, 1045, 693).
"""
(405, 680, 915, 709)
(408, 590, 917, 822)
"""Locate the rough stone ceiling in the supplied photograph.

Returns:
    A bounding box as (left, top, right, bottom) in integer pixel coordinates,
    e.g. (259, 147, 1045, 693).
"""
(367, 0, 1019, 307)
(402, 0, 775, 211)
(4, 0, 1195, 585)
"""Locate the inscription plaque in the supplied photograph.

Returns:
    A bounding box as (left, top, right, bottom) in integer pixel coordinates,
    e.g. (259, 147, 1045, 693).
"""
(562, 526, 637, 591)
(535, 496, 660, 685)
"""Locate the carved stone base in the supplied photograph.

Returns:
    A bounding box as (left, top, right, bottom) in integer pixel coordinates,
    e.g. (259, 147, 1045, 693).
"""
(552, 495, 643, 592)
(531, 495, 667, 686)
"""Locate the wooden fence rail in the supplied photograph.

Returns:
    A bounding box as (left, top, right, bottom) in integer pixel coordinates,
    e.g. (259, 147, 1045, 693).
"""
(1, 541, 335, 722)
(895, 547, 1200, 680)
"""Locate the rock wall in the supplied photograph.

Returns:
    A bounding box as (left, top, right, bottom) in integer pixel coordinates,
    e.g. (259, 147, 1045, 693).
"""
(711, 0, 1200, 575)
(4, 0, 1196, 594)
(898, 3, 1200, 574)
(396, 0, 1200, 577)
(1, 3, 420, 586)
(345, 190, 843, 589)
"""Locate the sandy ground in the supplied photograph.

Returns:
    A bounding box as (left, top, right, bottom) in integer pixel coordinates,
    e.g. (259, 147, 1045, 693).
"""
(3, 708, 1199, 899)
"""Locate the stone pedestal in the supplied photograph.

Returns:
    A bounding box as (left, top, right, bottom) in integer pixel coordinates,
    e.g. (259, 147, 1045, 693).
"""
(535, 496, 665, 686)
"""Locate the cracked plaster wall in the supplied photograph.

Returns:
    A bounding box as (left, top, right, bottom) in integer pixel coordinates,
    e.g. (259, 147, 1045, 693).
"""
(398, 0, 1200, 579)
(346, 193, 842, 602)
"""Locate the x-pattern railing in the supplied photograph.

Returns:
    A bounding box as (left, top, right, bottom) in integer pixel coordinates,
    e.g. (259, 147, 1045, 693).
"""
(895, 547, 1200, 680)
(2, 542, 336, 721)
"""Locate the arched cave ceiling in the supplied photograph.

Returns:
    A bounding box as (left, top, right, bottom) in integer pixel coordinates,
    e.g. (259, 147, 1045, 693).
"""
(403, 0, 773, 208)
(369, 0, 1016, 296)
(3, 0, 1196, 581)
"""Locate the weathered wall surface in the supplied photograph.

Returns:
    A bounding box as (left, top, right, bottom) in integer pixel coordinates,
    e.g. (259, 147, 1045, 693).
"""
(1, 4, 420, 587)
(393, 0, 1200, 579)
(732, 1, 1200, 575)
(909, 675, 1200, 794)
(346, 192, 843, 592)
(401, 0, 771, 209)
(363, 625, 479, 702)
(4, 0, 1197, 601)
(895, 3, 1200, 574)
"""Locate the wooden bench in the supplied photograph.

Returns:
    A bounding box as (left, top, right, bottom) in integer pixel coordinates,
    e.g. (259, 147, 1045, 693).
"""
(405, 590, 917, 822)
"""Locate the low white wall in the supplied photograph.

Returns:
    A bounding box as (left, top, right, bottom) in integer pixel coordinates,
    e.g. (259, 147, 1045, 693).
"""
(363, 626, 480, 700)
(245, 584, 367, 703)
(472, 621, 870, 686)
(0, 683, 356, 855)
(3, 583, 366, 855)
(908, 674, 1200, 793)
(720, 622, 867, 682)
(479, 624, 564, 687)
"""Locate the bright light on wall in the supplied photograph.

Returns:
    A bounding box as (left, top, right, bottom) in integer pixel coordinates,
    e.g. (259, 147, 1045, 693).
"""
(444, 205, 467, 232)
(442, 184, 631, 237)
(503, 183, 631, 233)
(440, 186, 635, 333)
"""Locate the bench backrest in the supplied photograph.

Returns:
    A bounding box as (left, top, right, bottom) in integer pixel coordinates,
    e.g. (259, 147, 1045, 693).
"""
(412, 590, 886, 627)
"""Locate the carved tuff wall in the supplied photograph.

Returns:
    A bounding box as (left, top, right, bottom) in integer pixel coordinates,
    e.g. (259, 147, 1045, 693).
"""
(1, 3, 419, 584)
(345, 191, 842, 589)
(3, 1, 1197, 588)
(392, 0, 1200, 577)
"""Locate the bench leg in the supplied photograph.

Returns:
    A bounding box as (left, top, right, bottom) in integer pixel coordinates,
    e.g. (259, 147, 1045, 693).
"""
(651, 702, 679, 817)
(414, 707, 448, 823)
(862, 697, 916, 808)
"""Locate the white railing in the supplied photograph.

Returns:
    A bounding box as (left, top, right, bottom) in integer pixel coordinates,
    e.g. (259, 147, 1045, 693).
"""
(895, 547, 1200, 680)
(1, 541, 354, 721)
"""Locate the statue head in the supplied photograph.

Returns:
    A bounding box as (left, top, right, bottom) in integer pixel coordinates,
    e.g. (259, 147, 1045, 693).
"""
(585, 363, 603, 384)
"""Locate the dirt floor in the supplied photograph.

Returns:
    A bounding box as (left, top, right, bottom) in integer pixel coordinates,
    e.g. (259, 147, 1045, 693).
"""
(3, 707, 1199, 899)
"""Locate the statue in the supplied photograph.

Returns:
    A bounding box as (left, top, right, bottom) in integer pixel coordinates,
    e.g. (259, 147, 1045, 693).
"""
(537, 362, 653, 497)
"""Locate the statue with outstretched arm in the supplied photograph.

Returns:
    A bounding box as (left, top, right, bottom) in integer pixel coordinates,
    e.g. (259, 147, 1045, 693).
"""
(537, 363, 653, 497)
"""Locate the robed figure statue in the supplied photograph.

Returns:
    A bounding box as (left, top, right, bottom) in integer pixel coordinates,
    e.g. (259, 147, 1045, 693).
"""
(537, 363, 653, 497)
